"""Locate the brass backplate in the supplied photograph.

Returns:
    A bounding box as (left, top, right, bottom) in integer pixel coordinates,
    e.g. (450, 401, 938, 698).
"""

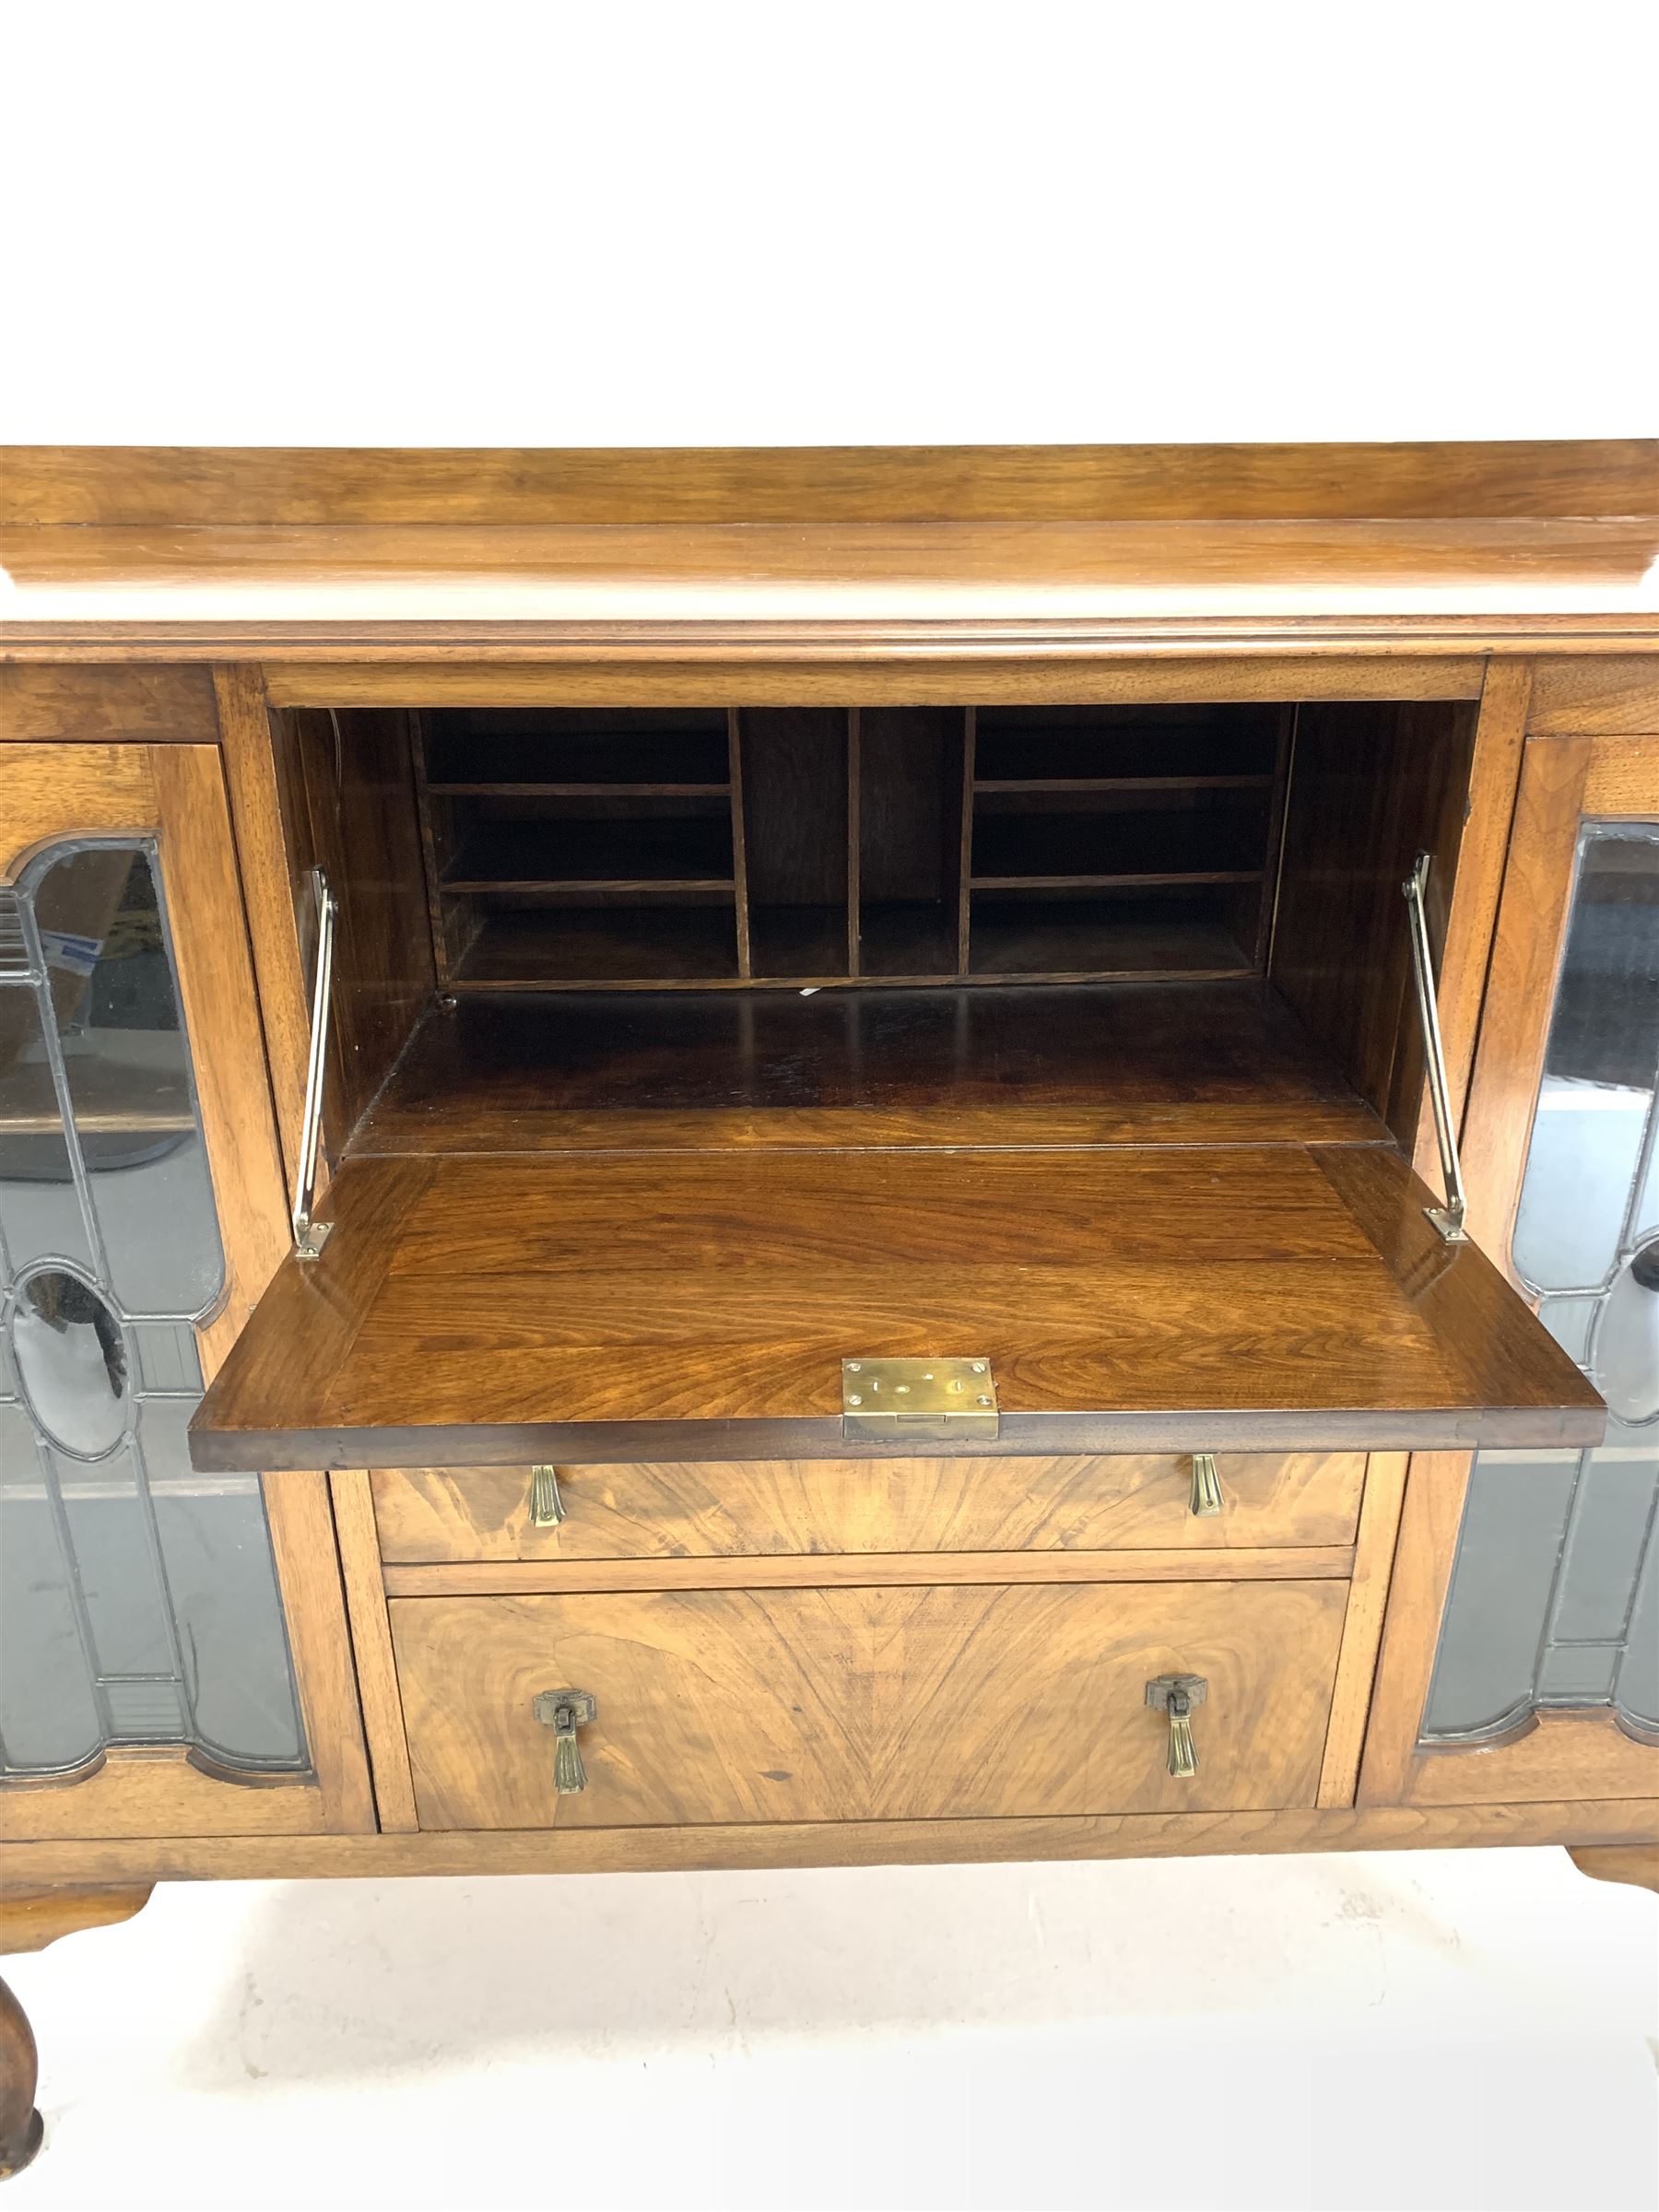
(841, 1358, 999, 1441)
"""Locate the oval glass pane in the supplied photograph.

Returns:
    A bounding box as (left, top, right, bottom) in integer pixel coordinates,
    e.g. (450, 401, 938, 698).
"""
(9, 1268, 130, 1458)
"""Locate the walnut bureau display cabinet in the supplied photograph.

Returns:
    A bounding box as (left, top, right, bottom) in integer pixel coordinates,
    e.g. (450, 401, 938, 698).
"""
(0, 441, 1654, 2171)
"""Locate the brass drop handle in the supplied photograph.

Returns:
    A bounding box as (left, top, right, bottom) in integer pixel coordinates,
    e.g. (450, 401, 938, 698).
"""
(533, 1688, 596, 1794)
(529, 1465, 566, 1528)
(1188, 1453, 1223, 1518)
(1145, 1674, 1207, 1778)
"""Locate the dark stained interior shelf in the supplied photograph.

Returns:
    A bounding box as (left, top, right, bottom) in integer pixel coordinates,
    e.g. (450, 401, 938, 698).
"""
(970, 807, 1268, 888)
(429, 782, 730, 798)
(350, 978, 1388, 1151)
(974, 774, 1274, 794)
(968, 898, 1255, 979)
(442, 815, 735, 892)
(422, 710, 732, 789)
(971, 706, 1282, 784)
(452, 908, 742, 987)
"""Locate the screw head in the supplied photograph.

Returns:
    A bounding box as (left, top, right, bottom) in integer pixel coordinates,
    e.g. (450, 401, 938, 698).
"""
(846, 1394, 862, 1406)
(977, 1394, 992, 1406)
(847, 1361, 863, 1372)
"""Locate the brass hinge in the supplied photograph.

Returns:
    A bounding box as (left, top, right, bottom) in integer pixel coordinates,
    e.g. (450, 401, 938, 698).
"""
(841, 1358, 999, 1441)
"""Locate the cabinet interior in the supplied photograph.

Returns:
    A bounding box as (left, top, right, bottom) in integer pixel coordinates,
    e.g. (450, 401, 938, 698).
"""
(280, 695, 1477, 1157)
(182, 682, 1612, 1475)
(413, 702, 1286, 990)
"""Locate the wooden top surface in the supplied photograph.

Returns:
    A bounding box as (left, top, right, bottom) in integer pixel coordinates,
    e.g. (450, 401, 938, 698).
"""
(4, 442, 1655, 654)
(189, 1140, 1603, 1470)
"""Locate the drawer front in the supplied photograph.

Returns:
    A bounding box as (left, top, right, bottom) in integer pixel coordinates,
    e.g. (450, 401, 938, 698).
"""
(390, 1580, 1347, 1829)
(371, 1453, 1366, 1564)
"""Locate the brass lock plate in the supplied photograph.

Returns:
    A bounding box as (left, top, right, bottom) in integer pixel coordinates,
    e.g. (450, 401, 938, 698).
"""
(841, 1358, 999, 1441)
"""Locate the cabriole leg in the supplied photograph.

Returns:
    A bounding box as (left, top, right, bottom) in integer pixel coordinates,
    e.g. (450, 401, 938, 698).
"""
(1568, 1845, 1659, 1898)
(0, 1976, 41, 2180)
(0, 1886, 155, 2179)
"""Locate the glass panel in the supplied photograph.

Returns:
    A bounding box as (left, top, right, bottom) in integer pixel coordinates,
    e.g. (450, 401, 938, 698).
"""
(32, 847, 224, 1317)
(0, 840, 305, 1780)
(0, 1404, 102, 1771)
(1425, 822, 1659, 1743)
(0, 977, 98, 1278)
(142, 1400, 304, 1767)
(1548, 1447, 1658, 1641)
(1512, 826, 1659, 1292)
(1423, 1453, 1576, 1735)
(1537, 1646, 1620, 1702)
(51, 1442, 180, 1688)
(1535, 1294, 1599, 1363)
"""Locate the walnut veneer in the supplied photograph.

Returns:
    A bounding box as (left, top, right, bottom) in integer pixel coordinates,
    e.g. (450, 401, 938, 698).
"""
(2, 441, 1656, 2171)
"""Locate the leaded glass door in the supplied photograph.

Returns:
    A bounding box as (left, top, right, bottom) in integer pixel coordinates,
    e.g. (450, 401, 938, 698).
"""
(0, 740, 370, 1838)
(1362, 727, 1659, 1807)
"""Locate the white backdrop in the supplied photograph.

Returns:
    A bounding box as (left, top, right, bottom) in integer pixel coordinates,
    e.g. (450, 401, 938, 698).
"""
(2, 1, 1655, 446)
(1, 8, 1656, 2209)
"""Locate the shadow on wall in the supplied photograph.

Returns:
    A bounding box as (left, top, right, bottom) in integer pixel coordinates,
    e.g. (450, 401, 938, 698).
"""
(172, 1853, 1456, 2094)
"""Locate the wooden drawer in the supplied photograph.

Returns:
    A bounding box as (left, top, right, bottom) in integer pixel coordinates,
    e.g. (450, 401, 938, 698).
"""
(389, 1579, 1348, 1829)
(371, 1453, 1366, 1564)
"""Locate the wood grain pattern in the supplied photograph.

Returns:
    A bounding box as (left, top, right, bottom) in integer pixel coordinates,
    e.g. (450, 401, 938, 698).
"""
(264, 657, 1493, 709)
(0, 665, 216, 745)
(190, 1139, 1602, 1471)
(1357, 1453, 1473, 1806)
(1317, 1453, 1408, 1807)
(212, 664, 312, 1180)
(8, 441, 1653, 526)
(1455, 736, 1594, 1265)
(371, 1453, 1366, 1565)
(0, 1746, 333, 1841)
(329, 1473, 419, 1833)
(283, 707, 435, 1139)
(0, 1797, 1652, 1886)
(149, 747, 290, 1338)
(241, 1471, 375, 1835)
(389, 1581, 1348, 1828)
(1394, 1710, 1659, 1808)
(725, 707, 752, 978)
(382, 1548, 1356, 1596)
(349, 982, 1384, 1156)
(0, 744, 156, 881)
(1408, 660, 1530, 1184)
(0, 1887, 152, 1954)
(1527, 654, 1659, 735)
(1271, 700, 1477, 1142)
(354, 1100, 1383, 1154)
(1583, 733, 1659, 814)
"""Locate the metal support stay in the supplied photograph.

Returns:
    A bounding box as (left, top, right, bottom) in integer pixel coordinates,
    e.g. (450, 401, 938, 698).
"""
(1402, 851, 1469, 1243)
(292, 866, 338, 1260)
